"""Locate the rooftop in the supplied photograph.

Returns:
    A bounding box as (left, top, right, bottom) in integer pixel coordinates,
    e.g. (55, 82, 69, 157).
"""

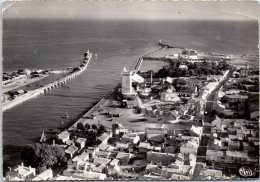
(57, 131, 70, 140)
(93, 157, 111, 165)
(32, 169, 52, 181)
(226, 95, 249, 99)
(109, 158, 120, 166)
(65, 145, 78, 154)
(76, 137, 86, 143)
(116, 152, 133, 159)
(146, 127, 165, 134)
(116, 142, 129, 149)
(138, 142, 151, 149)
(78, 152, 89, 160)
(206, 150, 224, 157)
(226, 151, 248, 158)
(98, 143, 110, 151)
(97, 133, 110, 141)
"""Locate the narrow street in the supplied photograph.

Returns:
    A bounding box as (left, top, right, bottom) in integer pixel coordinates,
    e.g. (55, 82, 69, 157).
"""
(192, 68, 234, 180)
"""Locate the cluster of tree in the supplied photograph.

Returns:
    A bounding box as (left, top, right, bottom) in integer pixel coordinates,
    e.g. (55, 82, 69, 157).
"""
(221, 96, 245, 111)
(70, 123, 107, 146)
(154, 59, 231, 78)
(20, 143, 67, 173)
(172, 79, 188, 90)
(76, 123, 106, 134)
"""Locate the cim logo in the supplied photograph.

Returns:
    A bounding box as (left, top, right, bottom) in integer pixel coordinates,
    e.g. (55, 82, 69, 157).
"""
(239, 167, 257, 177)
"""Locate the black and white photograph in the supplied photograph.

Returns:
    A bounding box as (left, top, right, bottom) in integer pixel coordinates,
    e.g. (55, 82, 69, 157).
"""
(2, 0, 259, 180)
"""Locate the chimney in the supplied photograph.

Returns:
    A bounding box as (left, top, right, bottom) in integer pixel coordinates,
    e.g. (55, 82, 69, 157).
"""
(29, 166, 31, 172)
(21, 163, 23, 168)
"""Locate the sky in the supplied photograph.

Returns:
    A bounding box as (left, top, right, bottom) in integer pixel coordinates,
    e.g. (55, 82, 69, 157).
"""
(2, 1, 259, 21)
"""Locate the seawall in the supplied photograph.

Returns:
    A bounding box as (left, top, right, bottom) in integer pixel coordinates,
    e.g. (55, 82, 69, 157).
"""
(2, 53, 92, 112)
(68, 83, 121, 131)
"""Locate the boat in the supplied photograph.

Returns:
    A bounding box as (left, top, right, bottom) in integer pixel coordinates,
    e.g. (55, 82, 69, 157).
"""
(40, 130, 47, 143)
(61, 111, 69, 118)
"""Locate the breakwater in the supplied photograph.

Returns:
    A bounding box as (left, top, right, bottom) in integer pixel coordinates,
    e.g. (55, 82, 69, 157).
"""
(135, 47, 165, 70)
(2, 52, 92, 112)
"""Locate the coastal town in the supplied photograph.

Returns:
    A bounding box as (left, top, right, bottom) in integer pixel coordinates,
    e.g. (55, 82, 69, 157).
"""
(4, 43, 259, 180)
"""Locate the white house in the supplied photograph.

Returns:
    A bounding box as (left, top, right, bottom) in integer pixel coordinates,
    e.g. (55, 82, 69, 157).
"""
(57, 131, 70, 144)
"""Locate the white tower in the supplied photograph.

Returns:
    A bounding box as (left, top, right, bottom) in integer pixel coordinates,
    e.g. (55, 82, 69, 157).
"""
(121, 67, 132, 94)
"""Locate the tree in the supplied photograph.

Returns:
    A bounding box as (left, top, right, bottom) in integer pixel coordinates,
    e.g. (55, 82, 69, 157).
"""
(77, 131, 85, 138)
(189, 70, 195, 76)
(194, 62, 199, 69)
(84, 129, 89, 136)
(222, 60, 231, 70)
(21, 143, 67, 173)
(183, 69, 189, 76)
(20, 144, 39, 167)
(203, 60, 209, 66)
(176, 60, 181, 67)
(98, 125, 106, 133)
(221, 96, 228, 103)
(92, 124, 97, 130)
(211, 61, 217, 67)
(77, 123, 84, 130)
(84, 123, 91, 130)
(52, 145, 67, 165)
(70, 130, 77, 140)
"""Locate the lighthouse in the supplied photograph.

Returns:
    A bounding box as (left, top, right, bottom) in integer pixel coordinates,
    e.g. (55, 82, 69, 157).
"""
(121, 67, 133, 95)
